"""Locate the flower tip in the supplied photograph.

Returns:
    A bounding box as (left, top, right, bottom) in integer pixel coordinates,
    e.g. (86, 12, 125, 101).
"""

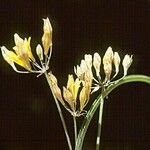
(107, 46, 112, 51)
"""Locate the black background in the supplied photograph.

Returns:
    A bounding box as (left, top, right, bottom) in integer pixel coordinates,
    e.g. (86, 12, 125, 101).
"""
(0, 0, 149, 150)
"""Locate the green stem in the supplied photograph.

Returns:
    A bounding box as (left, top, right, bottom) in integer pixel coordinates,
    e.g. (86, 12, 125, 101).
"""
(75, 74, 150, 150)
(44, 72, 73, 150)
(96, 97, 104, 150)
(73, 115, 77, 146)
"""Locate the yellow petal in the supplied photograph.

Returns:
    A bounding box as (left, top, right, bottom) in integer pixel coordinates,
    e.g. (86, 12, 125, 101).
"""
(63, 87, 74, 109)
(23, 37, 35, 61)
(1, 46, 29, 69)
(73, 78, 81, 100)
(79, 86, 88, 111)
(48, 72, 65, 105)
(67, 74, 74, 91)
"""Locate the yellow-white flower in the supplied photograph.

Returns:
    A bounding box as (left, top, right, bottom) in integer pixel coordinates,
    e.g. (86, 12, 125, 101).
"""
(75, 47, 133, 93)
(1, 34, 34, 72)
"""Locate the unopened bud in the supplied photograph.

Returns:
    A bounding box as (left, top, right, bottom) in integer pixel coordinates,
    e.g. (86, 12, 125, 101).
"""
(42, 17, 52, 55)
(48, 72, 65, 105)
(113, 52, 120, 77)
(103, 46, 114, 81)
(36, 44, 43, 61)
(84, 54, 92, 68)
(93, 52, 101, 77)
(122, 54, 133, 76)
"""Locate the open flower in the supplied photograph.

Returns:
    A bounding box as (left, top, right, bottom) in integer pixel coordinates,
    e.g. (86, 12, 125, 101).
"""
(1, 17, 52, 76)
(49, 72, 92, 116)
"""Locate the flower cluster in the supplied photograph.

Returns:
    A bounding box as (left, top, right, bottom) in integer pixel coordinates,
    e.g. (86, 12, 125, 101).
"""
(1, 17, 133, 116)
(74, 46, 133, 93)
(49, 72, 92, 116)
(1, 18, 52, 76)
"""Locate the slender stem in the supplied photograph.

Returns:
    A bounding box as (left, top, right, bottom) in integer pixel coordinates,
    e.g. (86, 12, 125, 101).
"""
(73, 115, 77, 146)
(75, 75, 150, 150)
(96, 98, 104, 150)
(44, 72, 73, 150)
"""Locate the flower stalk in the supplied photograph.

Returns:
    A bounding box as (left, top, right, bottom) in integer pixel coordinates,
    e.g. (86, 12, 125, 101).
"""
(96, 87, 105, 150)
(73, 115, 77, 146)
(44, 72, 73, 150)
(75, 75, 150, 150)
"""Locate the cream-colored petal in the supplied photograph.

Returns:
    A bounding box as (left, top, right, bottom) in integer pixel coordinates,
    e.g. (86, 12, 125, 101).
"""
(79, 86, 87, 111)
(93, 52, 101, 77)
(63, 87, 74, 110)
(23, 37, 35, 61)
(84, 54, 92, 68)
(113, 52, 120, 77)
(42, 17, 52, 55)
(103, 46, 114, 81)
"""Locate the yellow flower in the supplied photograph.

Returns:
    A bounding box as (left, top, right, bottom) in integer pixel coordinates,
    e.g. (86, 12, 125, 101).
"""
(63, 75, 81, 111)
(1, 33, 37, 71)
(1, 46, 31, 71)
(1, 17, 53, 75)
(42, 17, 52, 55)
(13, 33, 35, 62)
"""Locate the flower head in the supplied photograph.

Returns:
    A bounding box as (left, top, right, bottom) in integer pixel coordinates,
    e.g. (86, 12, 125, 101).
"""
(75, 47, 133, 93)
(1, 17, 53, 76)
(49, 72, 92, 116)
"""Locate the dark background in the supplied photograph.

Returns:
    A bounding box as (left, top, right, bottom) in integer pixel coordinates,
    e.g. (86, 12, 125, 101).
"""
(0, 0, 149, 150)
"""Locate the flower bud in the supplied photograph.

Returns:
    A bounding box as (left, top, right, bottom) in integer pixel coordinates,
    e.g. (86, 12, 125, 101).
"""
(48, 72, 65, 105)
(122, 54, 133, 76)
(93, 52, 101, 77)
(42, 17, 52, 55)
(103, 46, 114, 81)
(36, 44, 43, 61)
(84, 54, 92, 69)
(113, 52, 120, 77)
